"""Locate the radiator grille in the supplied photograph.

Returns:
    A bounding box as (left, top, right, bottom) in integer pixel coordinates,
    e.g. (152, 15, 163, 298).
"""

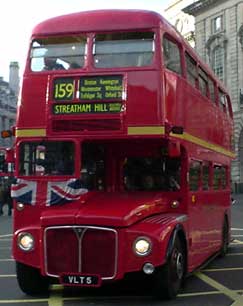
(44, 226, 117, 279)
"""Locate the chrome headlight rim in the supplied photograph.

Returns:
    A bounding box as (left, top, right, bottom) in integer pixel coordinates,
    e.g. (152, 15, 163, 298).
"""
(17, 232, 34, 251)
(133, 236, 152, 256)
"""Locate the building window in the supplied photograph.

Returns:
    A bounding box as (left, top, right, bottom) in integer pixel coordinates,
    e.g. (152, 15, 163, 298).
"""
(212, 15, 223, 33)
(212, 46, 224, 82)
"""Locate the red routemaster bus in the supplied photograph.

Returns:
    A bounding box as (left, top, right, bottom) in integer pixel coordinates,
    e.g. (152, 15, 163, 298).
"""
(9, 9, 234, 299)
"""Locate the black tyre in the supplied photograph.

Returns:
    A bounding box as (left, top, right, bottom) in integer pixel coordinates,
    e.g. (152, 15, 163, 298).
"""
(16, 261, 50, 295)
(154, 236, 185, 299)
(220, 218, 229, 257)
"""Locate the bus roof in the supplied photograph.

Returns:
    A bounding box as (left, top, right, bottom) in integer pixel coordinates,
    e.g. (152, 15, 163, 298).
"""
(31, 9, 228, 93)
(32, 10, 164, 36)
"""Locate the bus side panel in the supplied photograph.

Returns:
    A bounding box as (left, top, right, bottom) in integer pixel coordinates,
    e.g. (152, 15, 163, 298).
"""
(164, 71, 185, 129)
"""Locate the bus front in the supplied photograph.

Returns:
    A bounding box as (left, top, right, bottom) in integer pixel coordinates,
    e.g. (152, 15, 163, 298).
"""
(13, 10, 187, 299)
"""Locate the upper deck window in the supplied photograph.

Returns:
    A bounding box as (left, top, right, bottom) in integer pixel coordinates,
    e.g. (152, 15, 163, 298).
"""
(185, 53, 197, 88)
(163, 36, 181, 75)
(93, 32, 154, 68)
(198, 67, 208, 97)
(218, 88, 230, 115)
(30, 36, 87, 72)
(208, 77, 216, 103)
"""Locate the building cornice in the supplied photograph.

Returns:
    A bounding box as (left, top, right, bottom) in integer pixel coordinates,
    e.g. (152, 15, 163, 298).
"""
(183, 0, 221, 16)
(206, 32, 228, 50)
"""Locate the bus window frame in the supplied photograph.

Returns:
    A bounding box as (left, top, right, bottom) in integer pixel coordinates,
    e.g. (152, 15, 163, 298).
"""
(162, 33, 183, 76)
(208, 76, 216, 104)
(185, 51, 198, 88)
(92, 30, 156, 69)
(198, 66, 209, 98)
(29, 35, 88, 72)
(202, 161, 210, 191)
(189, 159, 202, 191)
(218, 87, 232, 117)
(16, 138, 80, 179)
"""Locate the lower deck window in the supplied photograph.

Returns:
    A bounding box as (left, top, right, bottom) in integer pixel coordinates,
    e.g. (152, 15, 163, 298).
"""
(123, 157, 180, 191)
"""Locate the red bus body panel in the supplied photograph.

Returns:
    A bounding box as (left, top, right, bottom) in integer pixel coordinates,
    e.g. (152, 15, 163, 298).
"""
(12, 9, 234, 289)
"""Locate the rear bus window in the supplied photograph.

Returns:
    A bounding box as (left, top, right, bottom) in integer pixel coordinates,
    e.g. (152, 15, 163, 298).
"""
(93, 32, 154, 68)
(30, 35, 87, 72)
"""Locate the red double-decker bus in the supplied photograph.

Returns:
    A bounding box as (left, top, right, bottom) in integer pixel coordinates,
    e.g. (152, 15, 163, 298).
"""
(10, 10, 234, 299)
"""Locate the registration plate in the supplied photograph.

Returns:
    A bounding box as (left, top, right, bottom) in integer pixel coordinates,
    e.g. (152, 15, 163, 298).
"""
(60, 273, 101, 287)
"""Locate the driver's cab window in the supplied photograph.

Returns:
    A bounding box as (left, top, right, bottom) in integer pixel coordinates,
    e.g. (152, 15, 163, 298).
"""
(19, 141, 74, 176)
(80, 143, 105, 190)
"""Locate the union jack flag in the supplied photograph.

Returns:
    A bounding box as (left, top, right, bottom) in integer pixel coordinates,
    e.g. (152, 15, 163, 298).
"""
(11, 180, 37, 205)
(11, 179, 88, 206)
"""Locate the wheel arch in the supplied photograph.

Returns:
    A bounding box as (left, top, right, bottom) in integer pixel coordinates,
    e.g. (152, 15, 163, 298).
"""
(166, 224, 188, 271)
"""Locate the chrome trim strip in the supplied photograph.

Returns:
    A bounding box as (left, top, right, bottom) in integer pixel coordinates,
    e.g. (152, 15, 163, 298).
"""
(44, 225, 118, 280)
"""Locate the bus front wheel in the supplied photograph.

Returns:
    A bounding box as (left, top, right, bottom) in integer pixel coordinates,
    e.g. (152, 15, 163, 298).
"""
(154, 236, 185, 299)
(16, 261, 50, 295)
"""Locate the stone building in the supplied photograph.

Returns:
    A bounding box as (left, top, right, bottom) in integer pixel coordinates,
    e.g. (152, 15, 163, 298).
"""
(164, 0, 196, 47)
(0, 62, 18, 147)
(165, 0, 243, 191)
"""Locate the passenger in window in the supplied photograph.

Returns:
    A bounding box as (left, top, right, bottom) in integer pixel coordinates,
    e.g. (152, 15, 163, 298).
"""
(43, 56, 65, 71)
(69, 62, 82, 69)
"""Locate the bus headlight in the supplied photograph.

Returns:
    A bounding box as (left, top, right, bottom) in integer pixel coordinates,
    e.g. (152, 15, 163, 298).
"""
(17, 232, 34, 251)
(133, 237, 152, 256)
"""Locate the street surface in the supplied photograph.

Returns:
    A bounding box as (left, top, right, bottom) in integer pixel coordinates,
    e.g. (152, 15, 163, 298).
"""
(0, 195, 243, 306)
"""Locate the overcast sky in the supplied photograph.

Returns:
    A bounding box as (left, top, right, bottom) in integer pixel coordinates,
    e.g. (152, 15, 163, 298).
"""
(0, 0, 171, 81)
